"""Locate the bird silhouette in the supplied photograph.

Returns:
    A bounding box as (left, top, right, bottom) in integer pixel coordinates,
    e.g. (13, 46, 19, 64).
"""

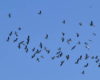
(84, 63, 89, 68)
(62, 20, 66, 24)
(38, 10, 42, 15)
(45, 34, 48, 39)
(90, 20, 94, 26)
(66, 55, 70, 60)
(13, 38, 18, 43)
(81, 70, 85, 75)
(71, 45, 76, 50)
(18, 27, 21, 31)
(8, 13, 11, 18)
(6, 37, 10, 42)
(76, 33, 79, 37)
(60, 60, 65, 66)
(39, 42, 43, 49)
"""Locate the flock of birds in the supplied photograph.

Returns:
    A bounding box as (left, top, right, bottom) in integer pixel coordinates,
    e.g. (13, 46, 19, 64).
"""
(6, 11, 99, 75)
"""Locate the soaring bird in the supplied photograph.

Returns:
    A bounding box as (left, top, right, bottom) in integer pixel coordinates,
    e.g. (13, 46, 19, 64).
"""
(71, 45, 76, 50)
(39, 42, 43, 49)
(36, 58, 40, 62)
(45, 34, 48, 39)
(85, 54, 89, 60)
(66, 55, 70, 60)
(60, 60, 65, 66)
(96, 59, 99, 63)
(79, 22, 82, 26)
(75, 58, 80, 64)
(13, 38, 18, 43)
(8, 13, 11, 18)
(32, 48, 35, 52)
(15, 31, 18, 37)
(6, 37, 10, 42)
(31, 54, 36, 58)
(62, 20, 66, 24)
(51, 56, 55, 60)
(81, 70, 85, 75)
(62, 32, 65, 36)
(90, 20, 94, 26)
(18, 27, 21, 31)
(76, 33, 79, 37)
(26, 35, 30, 45)
(61, 37, 64, 42)
(38, 10, 42, 15)
(9, 31, 13, 36)
(84, 63, 89, 68)
(67, 38, 72, 44)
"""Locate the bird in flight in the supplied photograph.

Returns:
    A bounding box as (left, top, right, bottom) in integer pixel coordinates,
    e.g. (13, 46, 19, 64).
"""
(18, 27, 21, 31)
(81, 70, 85, 75)
(71, 45, 76, 50)
(38, 10, 42, 15)
(60, 60, 65, 66)
(76, 33, 79, 38)
(90, 20, 94, 27)
(45, 34, 48, 39)
(62, 20, 66, 24)
(8, 13, 11, 18)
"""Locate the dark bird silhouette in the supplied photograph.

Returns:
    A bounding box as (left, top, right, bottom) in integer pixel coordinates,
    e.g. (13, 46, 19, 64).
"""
(39, 42, 43, 49)
(85, 54, 89, 60)
(96, 59, 99, 63)
(36, 58, 40, 62)
(60, 60, 65, 66)
(84, 63, 89, 68)
(18, 27, 21, 31)
(67, 38, 72, 44)
(9, 31, 13, 36)
(51, 56, 55, 60)
(95, 56, 98, 59)
(26, 35, 30, 45)
(25, 48, 28, 53)
(66, 55, 70, 60)
(18, 43, 21, 49)
(79, 55, 82, 60)
(81, 70, 85, 75)
(90, 20, 94, 26)
(75, 58, 80, 64)
(76, 33, 79, 37)
(77, 41, 81, 45)
(8, 13, 11, 18)
(13, 38, 18, 43)
(31, 54, 36, 58)
(79, 22, 82, 26)
(6, 36, 10, 42)
(38, 10, 42, 15)
(71, 45, 76, 50)
(62, 20, 66, 24)
(15, 31, 18, 37)
(84, 42, 88, 45)
(98, 63, 100, 67)
(62, 32, 65, 36)
(61, 37, 64, 42)
(32, 48, 35, 52)
(45, 34, 48, 39)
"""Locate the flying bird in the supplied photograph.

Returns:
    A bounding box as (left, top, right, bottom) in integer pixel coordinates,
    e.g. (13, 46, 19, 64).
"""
(71, 45, 76, 50)
(18, 27, 21, 31)
(76, 33, 79, 37)
(84, 63, 89, 68)
(60, 60, 65, 66)
(38, 10, 42, 15)
(45, 34, 48, 39)
(13, 38, 18, 43)
(90, 20, 94, 26)
(66, 55, 70, 60)
(8, 13, 11, 18)
(62, 20, 66, 24)
(81, 70, 85, 75)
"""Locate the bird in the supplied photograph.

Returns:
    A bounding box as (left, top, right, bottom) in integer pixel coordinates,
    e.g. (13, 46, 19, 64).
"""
(60, 60, 65, 66)
(90, 20, 94, 26)
(79, 55, 82, 60)
(62, 32, 65, 36)
(98, 63, 100, 67)
(32, 48, 35, 52)
(39, 42, 43, 49)
(18, 43, 21, 49)
(13, 38, 18, 43)
(18, 27, 21, 31)
(26, 35, 30, 45)
(66, 55, 70, 60)
(75, 58, 80, 64)
(45, 34, 48, 39)
(84, 63, 89, 68)
(91, 56, 94, 59)
(79, 22, 83, 26)
(36, 58, 40, 62)
(8, 13, 11, 18)
(95, 56, 98, 59)
(67, 38, 72, 44)
(9, 31, 13, 36)
(85, 54, 89, 60)
(81, 70, 85, 75)
(76, 33, 79, 37)
(6, 36, 10, 42)
(77, 41, 81, 45)
(96, 59, 99, 63)
(38, 10, 42, 15)
(15, 31, 18, 37)
(62, 20, 66, 24)
(61, 37, 65, 42)
(71, 45, 76, 50)
(51, 56, 55, 60)
(31, 54, 36, 58)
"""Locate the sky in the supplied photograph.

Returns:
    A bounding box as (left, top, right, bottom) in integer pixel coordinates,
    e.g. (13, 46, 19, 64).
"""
(0, 0, 100, 80)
